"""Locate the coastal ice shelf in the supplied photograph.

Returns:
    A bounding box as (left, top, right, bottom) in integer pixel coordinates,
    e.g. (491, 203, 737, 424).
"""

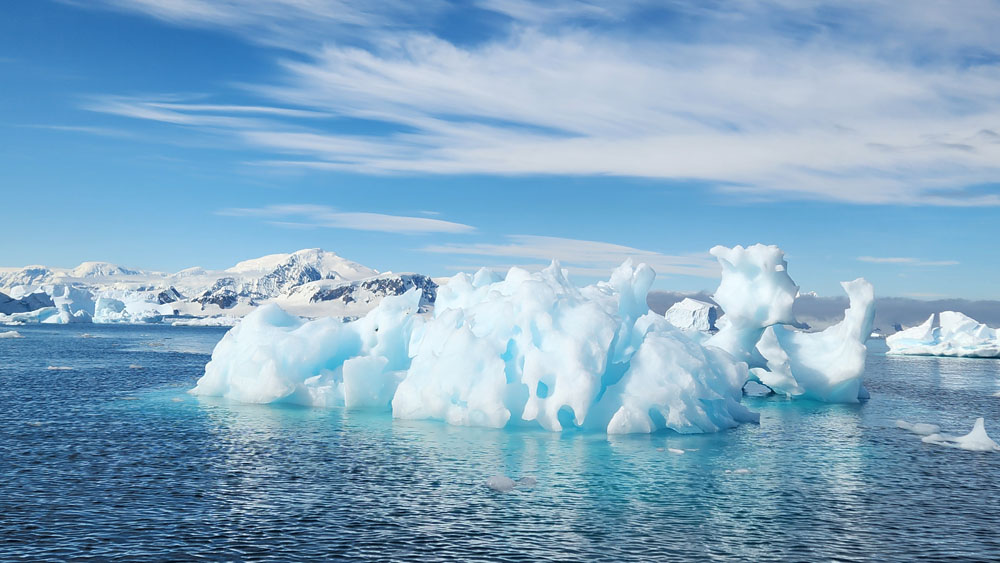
(886, 312, 1000, 358)
(192, 244, 877, 434)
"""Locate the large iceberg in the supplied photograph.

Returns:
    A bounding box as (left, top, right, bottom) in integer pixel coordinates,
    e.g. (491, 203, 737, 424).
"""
(886, 312, 1000, 358)
(192, 244, 877, 433)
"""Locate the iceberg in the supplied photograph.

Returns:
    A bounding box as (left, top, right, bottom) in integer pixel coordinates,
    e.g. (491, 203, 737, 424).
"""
(751, 279, 875, 402)
(0, 330, 23, 339)
(0, 290, 53, 314)
(899, 418, 1000, 452)
(192, 244, 876, 433)
(707, 246, 874, 402)
(93, 292, 176, 323)
(886, 312, 1000, 358)
(664, 298, 718, 332)
(0, 307, 60, 324)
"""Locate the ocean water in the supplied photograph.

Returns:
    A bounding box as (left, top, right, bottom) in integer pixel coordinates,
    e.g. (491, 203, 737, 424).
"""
(2, 325, 1000, 561)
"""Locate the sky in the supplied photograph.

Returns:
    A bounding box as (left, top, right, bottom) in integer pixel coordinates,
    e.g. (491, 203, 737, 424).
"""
(1, 0, 998, 299)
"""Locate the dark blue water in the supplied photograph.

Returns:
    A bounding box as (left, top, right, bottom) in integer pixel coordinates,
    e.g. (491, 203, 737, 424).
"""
(2, 325, 1000, 561)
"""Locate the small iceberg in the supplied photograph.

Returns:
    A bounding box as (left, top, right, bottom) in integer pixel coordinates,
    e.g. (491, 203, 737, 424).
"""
(898, 417, 1000, 452)
(485, 474, 537, 492)
(0, 330, 23, 339)
(887, 312, 1000, 358)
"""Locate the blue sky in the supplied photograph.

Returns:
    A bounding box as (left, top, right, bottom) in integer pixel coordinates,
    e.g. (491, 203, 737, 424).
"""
(1, 0, 998, 299)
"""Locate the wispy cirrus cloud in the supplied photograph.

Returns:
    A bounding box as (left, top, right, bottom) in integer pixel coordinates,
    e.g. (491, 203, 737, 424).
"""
(218, 204, 475, 234)
(423, 235, 719, 278)
(76, 0, 1000, 206)
(858, 256, 959, 267)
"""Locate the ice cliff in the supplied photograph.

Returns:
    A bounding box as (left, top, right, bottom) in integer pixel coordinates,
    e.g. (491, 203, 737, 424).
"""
(192, 244, 877, 434)
(886, 312, 999, 358)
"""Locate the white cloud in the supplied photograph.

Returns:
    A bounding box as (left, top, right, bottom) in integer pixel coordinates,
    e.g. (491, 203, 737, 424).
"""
(218, 204, 475, 234)
(858, 256, 959, 266)
(77, 1, 1000, 205)
(423, 235, 719, 278)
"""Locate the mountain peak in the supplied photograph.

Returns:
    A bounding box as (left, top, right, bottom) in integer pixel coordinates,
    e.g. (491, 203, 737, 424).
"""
(70, 261, 140, 278)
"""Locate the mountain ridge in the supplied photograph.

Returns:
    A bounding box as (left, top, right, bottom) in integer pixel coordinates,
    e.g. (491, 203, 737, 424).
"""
(0, 249, 436, 325)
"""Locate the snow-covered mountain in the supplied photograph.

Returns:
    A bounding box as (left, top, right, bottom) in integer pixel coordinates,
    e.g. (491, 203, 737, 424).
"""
(0, 249, 437, 325)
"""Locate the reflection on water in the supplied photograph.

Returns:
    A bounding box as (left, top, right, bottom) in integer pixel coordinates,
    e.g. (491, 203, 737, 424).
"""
(1, 326, 999, 560)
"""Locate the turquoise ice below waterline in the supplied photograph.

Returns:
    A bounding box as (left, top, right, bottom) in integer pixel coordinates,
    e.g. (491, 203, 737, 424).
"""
(2, 324, 1000, 561)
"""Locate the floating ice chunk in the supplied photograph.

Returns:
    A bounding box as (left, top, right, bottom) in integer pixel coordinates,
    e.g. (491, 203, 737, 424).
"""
(752, 279, 875, 402)
(887, 312, 1000, 358)
(46, 366, 73, 371)
(0, 330, 22, 338)
(895, 420, 941, 436)
(485, 475, 517, 492)
(668, 448, 685, 455)
(664, 298, 718, 332)
(921, 418, 1000, 452)
(485, 474, 536, 491)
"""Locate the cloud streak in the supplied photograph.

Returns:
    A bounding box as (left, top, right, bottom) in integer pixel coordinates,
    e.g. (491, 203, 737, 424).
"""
(78, 1, 1000, 205)
(858, 256, 959, 267)
(423, 235, 719, 278)
(218, 204, 476, 234)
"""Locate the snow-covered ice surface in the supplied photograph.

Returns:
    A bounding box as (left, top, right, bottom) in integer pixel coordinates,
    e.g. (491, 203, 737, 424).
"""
(193, 244, 877, 433)
(887, 312, 1000, 358)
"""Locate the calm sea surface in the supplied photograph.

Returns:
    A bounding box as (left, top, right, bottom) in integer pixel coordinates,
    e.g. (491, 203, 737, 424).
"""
(2, 324, 999, 561)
